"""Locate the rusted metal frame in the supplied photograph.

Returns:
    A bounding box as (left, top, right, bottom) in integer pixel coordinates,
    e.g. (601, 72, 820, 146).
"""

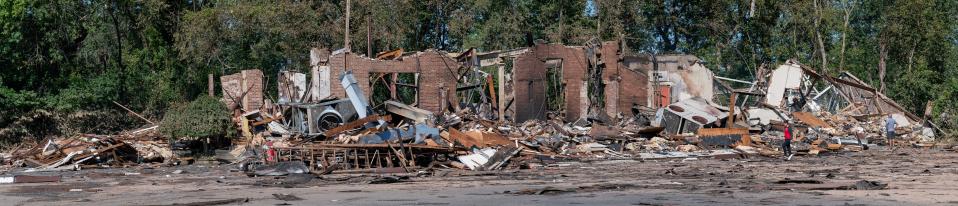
(295, 143, 450, 150)
(386, 149, 394, 167)
(406, 146, 417, 166)
(320, 149, 328, 169)
(386, 143, 409, 172)
(353, 148, 360, 169)
(372, 150, 380, 168)
(293, 145, 445, 170)
(364, 149, 370, 169)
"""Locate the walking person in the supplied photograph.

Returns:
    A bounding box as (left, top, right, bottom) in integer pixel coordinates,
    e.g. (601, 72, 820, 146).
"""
(886, 114, 897, 147)
(783, 123, 793, 160)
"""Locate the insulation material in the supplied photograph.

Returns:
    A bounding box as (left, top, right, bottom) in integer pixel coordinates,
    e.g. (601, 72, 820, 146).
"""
(310, 48, 332, 101)
(747, 108, 788, 125)
(672, 63, 715, 102)
(765, 63, 804, 106)
(890, 113, 912, 127)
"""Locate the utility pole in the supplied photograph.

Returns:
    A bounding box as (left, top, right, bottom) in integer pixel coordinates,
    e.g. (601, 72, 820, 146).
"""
(345, 0, 351, 52)
(208, 74, 214, 97)
(558, 10, 563, 44)
(367, 11, 372, 57)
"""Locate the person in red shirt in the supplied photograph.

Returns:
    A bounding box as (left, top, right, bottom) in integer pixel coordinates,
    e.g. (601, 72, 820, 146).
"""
(265, 140, 277, 163)
(783, 123, 793, 159)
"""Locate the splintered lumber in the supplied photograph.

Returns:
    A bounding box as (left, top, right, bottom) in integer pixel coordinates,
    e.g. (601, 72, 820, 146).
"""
(323, 115, 390, 137)
(792, 112, 830, 128)
(446, 128, 512, 148)
(72, 142, 127, 160)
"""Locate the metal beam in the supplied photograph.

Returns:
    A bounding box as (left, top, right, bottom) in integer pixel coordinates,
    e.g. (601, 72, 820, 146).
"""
(385, 100, 435, 125)
(715, 76, 755, 85)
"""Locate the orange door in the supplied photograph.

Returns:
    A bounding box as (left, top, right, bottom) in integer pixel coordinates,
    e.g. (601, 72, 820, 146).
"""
(659, 85, 671, 107)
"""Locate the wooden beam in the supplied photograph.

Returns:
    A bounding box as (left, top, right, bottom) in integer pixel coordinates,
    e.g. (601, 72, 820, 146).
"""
(112, 101, 155, 125)
(322, 115, 390, 137)
(726, 92, 737, 128)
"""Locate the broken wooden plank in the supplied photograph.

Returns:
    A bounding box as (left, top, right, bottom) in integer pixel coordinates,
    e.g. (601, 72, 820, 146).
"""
(696, 128, 751, 147)
(446, 128, 512, 148)
(322, 115, 389, 137)
(792, 112, 830, 128)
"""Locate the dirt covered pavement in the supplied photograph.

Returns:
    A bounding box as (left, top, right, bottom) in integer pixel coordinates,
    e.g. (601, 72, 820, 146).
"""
(1, 147, 956, 206)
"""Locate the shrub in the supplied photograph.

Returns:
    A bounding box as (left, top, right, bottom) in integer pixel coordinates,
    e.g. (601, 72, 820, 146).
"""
(159, 96, 235, 141)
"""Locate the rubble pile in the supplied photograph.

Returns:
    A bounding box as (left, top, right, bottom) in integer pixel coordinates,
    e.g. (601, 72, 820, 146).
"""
(3, 125, 169, 172)
(0, 43, 946, 177)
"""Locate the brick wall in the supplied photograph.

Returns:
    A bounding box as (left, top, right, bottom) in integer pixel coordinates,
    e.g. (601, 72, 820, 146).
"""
(513, 44, 588, 122)
(220, 69, 264, 111)
(327, 50, 462, 114)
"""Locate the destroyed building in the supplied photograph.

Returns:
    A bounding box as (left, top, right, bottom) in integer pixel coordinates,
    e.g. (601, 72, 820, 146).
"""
(8, 39, 942, 178)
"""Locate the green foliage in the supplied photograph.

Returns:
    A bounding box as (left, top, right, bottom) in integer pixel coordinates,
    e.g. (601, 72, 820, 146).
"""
(159, 96, 235, 141)
(1, 0, 958, 141)
(0, 0, 27, 57)
(51, 73, 120, 111)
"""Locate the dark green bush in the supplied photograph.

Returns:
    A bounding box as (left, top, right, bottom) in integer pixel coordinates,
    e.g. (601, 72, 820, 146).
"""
(159, 96, 235, 141)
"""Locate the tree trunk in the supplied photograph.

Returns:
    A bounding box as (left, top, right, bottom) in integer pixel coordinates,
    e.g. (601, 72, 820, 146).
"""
(813, 0, 828, 72)
(839, 0, 853, 70)
(908, 40, 917, 71)
(878, 40, 888, 93)
(109, 0, 126, 99)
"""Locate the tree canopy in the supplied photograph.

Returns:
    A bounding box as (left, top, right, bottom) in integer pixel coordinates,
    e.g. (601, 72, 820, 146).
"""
(2, 0, 957, 141)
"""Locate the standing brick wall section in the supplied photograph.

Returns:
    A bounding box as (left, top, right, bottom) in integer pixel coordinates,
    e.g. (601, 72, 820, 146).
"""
(220, 69, 264, 111)
(327, 50, 463, 114)
(600, 41, 651, 116)
(599, 41, 622, 118)
(617, 65, 650, 116)
(598, 41, 651, 117)
(513, 43, 589, 123)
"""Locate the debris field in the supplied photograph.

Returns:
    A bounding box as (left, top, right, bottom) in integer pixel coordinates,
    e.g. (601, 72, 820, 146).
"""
(0, 41, 953, 205)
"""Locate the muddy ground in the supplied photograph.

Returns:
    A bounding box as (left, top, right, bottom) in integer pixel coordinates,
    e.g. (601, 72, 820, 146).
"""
(2, 147, 957, 206)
